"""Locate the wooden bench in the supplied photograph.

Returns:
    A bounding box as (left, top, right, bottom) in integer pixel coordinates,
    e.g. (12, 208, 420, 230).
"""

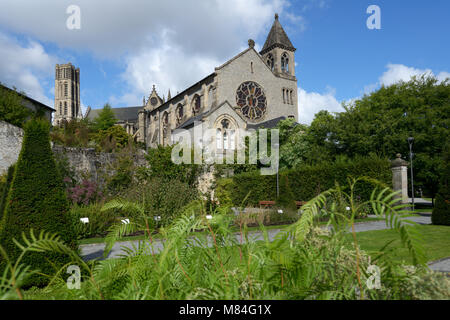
(259, 200, 276, 209)
(296, 201, 307, 209)
(258, 200, 307, 209)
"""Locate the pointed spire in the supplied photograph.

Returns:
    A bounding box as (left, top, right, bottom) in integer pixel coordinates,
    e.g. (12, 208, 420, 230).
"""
(167, 89, 171, 100)
(260, 13, 296, 55)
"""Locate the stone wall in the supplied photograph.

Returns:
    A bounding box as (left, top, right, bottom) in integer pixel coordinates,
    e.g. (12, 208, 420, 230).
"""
(0, 120, 24, 175)
(52, 145, 148, 183)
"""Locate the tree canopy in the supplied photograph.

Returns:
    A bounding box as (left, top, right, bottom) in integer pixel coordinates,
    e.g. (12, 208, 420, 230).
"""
(278, 75, 449, 198)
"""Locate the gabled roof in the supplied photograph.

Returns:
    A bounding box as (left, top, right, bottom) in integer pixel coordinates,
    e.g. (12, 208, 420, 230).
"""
(86, 106, 142, 123)
(260, 14, 296, 55)
(0, 83, 55, 111)
(246, 116, 287, 130)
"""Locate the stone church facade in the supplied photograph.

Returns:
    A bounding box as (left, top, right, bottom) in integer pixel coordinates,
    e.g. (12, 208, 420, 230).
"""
(85, 14, 298, 150)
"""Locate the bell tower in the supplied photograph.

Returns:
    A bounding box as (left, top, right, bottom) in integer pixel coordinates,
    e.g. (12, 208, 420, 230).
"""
(260, 14, 296, 80)
(54, 62, 81, 125)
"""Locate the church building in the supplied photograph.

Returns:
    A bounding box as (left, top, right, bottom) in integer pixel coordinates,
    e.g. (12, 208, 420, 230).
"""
(84, 14, 298, 150)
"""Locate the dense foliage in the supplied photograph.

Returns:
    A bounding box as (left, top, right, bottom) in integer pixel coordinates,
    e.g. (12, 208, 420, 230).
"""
(91, 103, 117, 132)
(279, 76, 449, 200)
(1, 180, 448, 300)
(112, 177, 199, 227)
(50, 104, 138, 153)
(0, 119, 77, 287)
(139, 144, 200, 186)
(216, 154, 391, 207)
(0, 85, 33, 128)
(432, 139, 450, 225)
(0, 165, 15, 220)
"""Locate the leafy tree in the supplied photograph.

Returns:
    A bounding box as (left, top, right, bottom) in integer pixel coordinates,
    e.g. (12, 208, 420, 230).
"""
(92, 103, 117, 132)
(0, 85, 32, 127)
(282, 75, 449, 200)
(0, 119, 77, 287)
(94, 125, 133, 152)
(334, 75, 449, 199)
(50, 118, 92, 147)
(140, 144, 199, 186)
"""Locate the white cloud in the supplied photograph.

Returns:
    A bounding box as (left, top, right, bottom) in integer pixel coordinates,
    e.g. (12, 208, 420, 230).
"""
(0, 0, 290, 59)
(363, 64, 450, 95)
(379, 64, 433, 86)
(297, 86, 344, 125)
(0, 32, 56, 107)
(0, 0, 303, 108)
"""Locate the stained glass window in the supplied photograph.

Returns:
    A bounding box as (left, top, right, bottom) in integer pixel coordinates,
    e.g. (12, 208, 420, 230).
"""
(236, 81, 267, 121)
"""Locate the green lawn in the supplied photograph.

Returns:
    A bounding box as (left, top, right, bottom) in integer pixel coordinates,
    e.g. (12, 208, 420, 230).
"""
(347, 224, 450, 264)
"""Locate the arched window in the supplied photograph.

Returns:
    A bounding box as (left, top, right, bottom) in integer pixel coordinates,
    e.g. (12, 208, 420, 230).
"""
(64, 102, 67, 115)
(162, 112, 169, 145)
(208, 86, 215, 108)
(216, 128, 222, 149)
(216, 118, 235, 150)
(266, 54, 274, 71)
(192, 94, 201, 115)
(176, 103, 183, 125)
(59, 102, 62, 115)
(281, 53, 289, 73)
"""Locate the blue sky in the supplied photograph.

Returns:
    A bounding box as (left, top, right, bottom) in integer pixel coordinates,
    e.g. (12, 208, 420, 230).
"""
(0, 0, 448, 124)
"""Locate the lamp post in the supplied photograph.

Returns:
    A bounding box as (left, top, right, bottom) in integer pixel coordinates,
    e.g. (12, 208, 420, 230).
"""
(407, 137, 415, 210)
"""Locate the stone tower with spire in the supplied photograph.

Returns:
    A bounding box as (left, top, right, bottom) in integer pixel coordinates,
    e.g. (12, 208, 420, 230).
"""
(260, 13, 296, 80)
(53, 62, 81, 125)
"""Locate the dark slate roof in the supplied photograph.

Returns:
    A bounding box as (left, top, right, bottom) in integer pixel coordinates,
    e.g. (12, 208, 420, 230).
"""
(247, 116, 287, 130)
(260, 14, 296, 55)
(0, 83, 55, 111)
(177, 112, 205, 129)
(86, 106, 142, 122)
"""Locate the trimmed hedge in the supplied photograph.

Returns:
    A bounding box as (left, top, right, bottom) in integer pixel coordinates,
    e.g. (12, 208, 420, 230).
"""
(216, 156, 392, 207)
(0, 165, 15, 220)
(432, 140, 450, 226)
(0, 119, 77, 287)
(432, 194, 450, 226)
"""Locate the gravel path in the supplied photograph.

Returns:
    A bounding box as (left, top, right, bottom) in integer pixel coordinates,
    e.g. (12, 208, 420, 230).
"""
(79, 214, 450, 273)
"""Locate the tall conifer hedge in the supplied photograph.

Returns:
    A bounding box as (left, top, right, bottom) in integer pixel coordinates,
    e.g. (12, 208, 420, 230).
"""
(0, 119, 77, 287)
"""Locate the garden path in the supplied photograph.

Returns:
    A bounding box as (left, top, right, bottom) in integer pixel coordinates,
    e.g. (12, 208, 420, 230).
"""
(79, 215, 449, 273)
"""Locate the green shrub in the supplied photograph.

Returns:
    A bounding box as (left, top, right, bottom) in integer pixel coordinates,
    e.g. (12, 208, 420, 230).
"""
(0, 119, 78, 287)
(217, 155, 392, 207)
(432, 139, 450, 226)
(214, 178, 234, 207)
(0, 165, 15, 220)
(432, 194, 450, 225)
(116, 177, 199, 226)
(69, 203, 118, 239)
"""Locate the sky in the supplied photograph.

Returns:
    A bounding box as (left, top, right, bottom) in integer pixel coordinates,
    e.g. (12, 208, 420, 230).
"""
(0, 0, 448, 124)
